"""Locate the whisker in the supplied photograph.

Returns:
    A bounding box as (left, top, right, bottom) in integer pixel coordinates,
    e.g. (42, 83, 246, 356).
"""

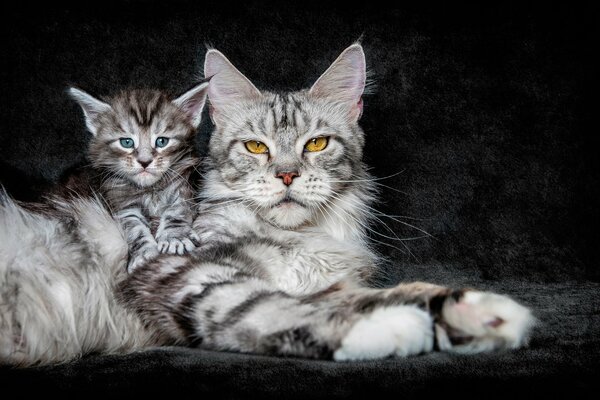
(326, 191, 425, 244)
(318, 195, 410, 255)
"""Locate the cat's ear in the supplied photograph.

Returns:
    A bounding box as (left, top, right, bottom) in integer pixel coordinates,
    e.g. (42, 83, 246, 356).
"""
(204, 49, 261, 123)
(309, 43, 366, 121)
(173, 81, 209, 129)
(68, 87, 112, 136)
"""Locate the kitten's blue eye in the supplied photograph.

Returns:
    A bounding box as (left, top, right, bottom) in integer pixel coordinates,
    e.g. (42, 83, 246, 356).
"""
(119, 138, 134, 149)
(155, 137, 169, 148)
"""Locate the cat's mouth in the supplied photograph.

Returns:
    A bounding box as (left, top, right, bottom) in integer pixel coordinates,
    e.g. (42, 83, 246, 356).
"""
(132, 169, 161, 187)
(135, 168, 157, 176)
(265, 193, 313, 229)
(274, 195, 306, 208)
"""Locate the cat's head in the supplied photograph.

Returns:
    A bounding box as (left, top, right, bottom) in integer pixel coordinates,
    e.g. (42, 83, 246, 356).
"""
(69, 83, 208, 188)
(204, 44, 369, 229)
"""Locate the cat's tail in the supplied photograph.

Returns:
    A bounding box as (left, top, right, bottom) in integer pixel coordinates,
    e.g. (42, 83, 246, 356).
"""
(0, 189, 149, 367)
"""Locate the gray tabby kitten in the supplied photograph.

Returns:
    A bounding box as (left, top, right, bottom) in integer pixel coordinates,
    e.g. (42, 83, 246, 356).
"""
(69, 83, 208, 272)
(0, 45, 534, 367)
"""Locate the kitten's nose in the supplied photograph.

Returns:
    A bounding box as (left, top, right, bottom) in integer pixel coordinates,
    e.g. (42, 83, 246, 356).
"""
(276, 171, 300, 186)
(138, 160, 152, 169)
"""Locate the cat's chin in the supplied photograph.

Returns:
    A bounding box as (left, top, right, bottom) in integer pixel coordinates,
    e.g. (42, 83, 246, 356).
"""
(131, 172, 161, 188)
(263, 201, 312, 229)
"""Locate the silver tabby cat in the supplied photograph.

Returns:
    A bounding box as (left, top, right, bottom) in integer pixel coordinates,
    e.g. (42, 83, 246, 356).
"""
(0, 44, 535, 366)
(69, 83, 208, 272)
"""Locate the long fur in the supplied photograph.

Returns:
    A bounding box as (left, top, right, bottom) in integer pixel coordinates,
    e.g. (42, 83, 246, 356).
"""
(0, 192, 154, 366)
(0, 45, 535, 366)
(68, 85, 208, 272)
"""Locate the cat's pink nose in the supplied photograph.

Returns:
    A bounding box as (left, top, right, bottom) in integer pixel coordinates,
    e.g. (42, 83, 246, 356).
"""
(276, 171, 299, 186)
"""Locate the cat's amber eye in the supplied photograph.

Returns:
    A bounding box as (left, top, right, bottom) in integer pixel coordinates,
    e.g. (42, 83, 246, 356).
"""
(244, 141, 269, 154)
(304, 137, 329, 152)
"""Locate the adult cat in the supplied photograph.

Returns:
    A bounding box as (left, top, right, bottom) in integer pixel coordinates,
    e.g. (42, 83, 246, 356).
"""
(0, 44, 534, 366)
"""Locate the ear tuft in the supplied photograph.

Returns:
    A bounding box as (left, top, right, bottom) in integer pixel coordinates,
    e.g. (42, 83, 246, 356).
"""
(173, 81, 209, 129)
(68, 87, 112, 135)
(203, 49, 261, 118)
(309, 44, 366, 119)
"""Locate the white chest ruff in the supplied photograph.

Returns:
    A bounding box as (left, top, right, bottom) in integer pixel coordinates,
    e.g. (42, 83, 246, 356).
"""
(262, 236, 370, 296)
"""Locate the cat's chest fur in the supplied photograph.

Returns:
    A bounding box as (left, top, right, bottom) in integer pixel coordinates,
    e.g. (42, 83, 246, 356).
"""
(196, 204, 374, 295)
(106, 182, 179, 217)
(266, 231, 372, 295)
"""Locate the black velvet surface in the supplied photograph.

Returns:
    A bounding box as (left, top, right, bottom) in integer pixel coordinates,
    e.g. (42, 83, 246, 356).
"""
(0, 1, 597, 397)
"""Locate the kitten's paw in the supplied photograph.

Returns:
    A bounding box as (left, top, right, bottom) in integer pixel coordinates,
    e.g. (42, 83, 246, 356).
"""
(127, 247, 159, 274)
(334, 305, 434, 361)
(157, 231, 200, 255)
(435, 290, 536, 353)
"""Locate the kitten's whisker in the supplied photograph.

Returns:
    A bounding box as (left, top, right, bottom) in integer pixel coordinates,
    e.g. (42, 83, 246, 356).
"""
(165, 167, 188, 183)
(200, 198, 246, 209)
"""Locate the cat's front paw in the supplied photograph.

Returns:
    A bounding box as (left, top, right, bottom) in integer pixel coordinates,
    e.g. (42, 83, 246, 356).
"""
(156, 230, 200, 255)
(434, 290, 535, 353)
(334, 305, 434, 361)
(127, 246, 159, 274)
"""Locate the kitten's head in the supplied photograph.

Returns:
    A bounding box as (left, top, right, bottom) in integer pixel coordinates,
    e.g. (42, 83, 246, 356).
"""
(69, 82, 208, 188)
(204, 44, 369, 229)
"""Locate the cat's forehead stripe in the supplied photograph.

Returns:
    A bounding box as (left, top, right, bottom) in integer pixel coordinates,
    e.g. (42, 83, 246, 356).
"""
(261, 92, 311, 133)
(115, 90, 169, 129)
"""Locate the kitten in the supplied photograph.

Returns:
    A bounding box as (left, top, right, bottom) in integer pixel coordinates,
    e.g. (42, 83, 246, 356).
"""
(0, 45, 535, 366)
(68, 83, 209, 272)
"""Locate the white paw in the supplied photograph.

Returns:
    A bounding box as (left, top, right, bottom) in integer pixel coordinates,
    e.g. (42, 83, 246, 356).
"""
(157, 231, 199, 255)
(439, 291, 536, 353)
(334, 305, 434, 361)
(127, 247, 159, 274)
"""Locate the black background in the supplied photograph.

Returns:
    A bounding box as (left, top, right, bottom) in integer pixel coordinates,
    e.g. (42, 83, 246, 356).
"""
(1, 1, 595, 282)
(0, 1, 598, 397)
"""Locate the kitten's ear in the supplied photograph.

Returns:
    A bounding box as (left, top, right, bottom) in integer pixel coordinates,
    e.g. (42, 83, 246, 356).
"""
(309, 44, 366, 121)
(173, 81, 209, 129)
(68, 87, 112, 136)
(204, 49, 261, 123)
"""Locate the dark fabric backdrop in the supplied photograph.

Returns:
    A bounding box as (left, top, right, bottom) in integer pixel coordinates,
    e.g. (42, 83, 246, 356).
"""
(0, 1, 597, 397)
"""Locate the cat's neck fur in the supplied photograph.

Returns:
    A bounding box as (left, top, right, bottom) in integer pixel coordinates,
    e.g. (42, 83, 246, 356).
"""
(195, 167, 378, 295)
(201, 167, 373, 241)
(99, 154, 198, 210)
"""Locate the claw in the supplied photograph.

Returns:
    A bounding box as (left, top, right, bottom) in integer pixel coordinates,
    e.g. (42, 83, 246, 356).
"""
(155, 230, 200, 255)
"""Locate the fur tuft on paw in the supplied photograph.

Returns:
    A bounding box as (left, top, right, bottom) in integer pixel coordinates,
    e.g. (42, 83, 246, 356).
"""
(437, 291, 536, 353)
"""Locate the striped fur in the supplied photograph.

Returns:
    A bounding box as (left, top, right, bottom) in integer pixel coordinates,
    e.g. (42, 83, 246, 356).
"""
(119, 45, 535, 359)
(0, 193, 156, 366)
(69, 84, 208, 272)
(0, 45, 535, 366)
